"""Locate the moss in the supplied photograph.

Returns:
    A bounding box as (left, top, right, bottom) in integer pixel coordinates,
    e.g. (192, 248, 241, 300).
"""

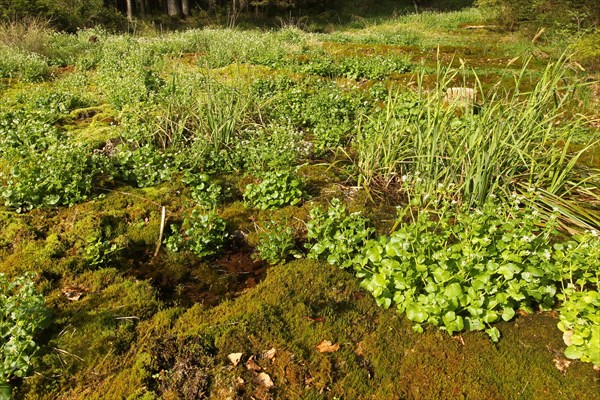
(220, 201, 255, 233)
(0, 212, 36, 251)
(298, 163, 340, 190)
(0, 241, 56, 276)
(18, 251, 600, 399)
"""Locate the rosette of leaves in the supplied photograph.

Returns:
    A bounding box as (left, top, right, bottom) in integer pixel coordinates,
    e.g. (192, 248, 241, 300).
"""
(183, 209, 229, 259)
(0, 274, 50, 399)
(306, 198, 374, 269)
(114, 144, 176, 188)
(243, 171, 306, 210)
(182, 171, 224, 209)
(353, 200, 561, 341)
(554, 233, 600, 365)
(255, 222, 301, 265)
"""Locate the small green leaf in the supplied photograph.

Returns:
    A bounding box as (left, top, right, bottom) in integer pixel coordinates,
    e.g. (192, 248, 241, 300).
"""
(444, 283, 463, 298)
(485, 327, 501, 342)
(501, 307, 515, 321)
(564, 345, 584, 360)
(406, 303, 428, 323)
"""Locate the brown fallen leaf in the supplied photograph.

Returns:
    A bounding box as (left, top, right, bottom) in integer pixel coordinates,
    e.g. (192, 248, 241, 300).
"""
(262, 348, 276, 360)
(246, 355, 262, 371)
(316, 340, 340, 353)
(453, 335, 465, 346)
(62, 285, 88, 301)
(354, 341, 364, 357)
(235, 377, 245, 387)
(553, 358, 572, 375)
(305, 316, 326, 323)
(255, 372, 274, 389)
(227, 353, 243, 366)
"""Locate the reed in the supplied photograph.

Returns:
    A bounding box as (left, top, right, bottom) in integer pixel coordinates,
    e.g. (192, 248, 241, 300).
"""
(354, 54, 599, 229)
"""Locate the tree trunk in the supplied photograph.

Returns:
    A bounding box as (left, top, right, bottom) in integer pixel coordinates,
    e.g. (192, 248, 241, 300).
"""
(126, 0, 133, 20)
(136, 0, 146, 16)
(167, 0, 181, 16)
(181, 0, 190, 16)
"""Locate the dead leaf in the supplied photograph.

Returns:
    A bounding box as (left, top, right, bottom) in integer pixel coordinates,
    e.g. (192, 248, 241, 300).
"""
(245, 355, 261, 371)
(227, 353, 243, 366)
(354, 341, 364, 357)
(316, 340, 340, 353)
(563, 330, 573, 347)
(305, 316, 326, 323)
(255, 372, 274, 389)
(453, 335, 465, 346)
(553, 358, 572, 375)
(235, 377, 245, 387)
(262, 348, 276, 360)
(62, 285, 87, 301)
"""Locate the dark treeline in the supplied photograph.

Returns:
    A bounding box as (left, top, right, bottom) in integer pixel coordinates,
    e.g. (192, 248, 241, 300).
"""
(1, 0, 598, 31)
(1, 0, 466, 31)
(106, 0, 331, 18)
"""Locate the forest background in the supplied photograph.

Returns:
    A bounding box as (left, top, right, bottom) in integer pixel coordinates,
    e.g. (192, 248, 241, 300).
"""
(1, 0, 599, 33)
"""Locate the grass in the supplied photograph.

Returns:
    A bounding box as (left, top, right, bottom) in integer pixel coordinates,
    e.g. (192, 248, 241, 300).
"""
(352, 54, 599, 230)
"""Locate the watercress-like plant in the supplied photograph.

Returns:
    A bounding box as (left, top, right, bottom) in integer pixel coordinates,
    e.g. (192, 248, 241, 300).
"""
(243, 171, 306, 210)
(182, 171, 224, 209)
(254, 222, 301, 265)
(306, 198, 374, 269)
(183, 209, 229, 258)
(554, 232, 600, 365)
(353, 200, 560, 341)
(0, 274, 49, 399)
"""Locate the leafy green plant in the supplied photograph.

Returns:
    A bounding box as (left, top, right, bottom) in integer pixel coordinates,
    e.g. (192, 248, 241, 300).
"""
(114, 145, 176, 188)
(554, 232, 600, 365)
(236, 122, 308, 174)
(183, 210, 229, 259)
(84, 237, 123, 268)
(254, 222, 301, 265)
(306, 198, 374, 269)
(253, 51, 412, 80)
(0, 274, 49, 399)
(1, 143, 107, 211)
(182, 172, 225, 209)
(0, 109, 62, 159)
(243, 171, 307, 210)
(258, 78, 369, 153)
(0, 46, 49, 82)
(0, 106, 114, 211)
(354, 199, 560, 341)
(95, 36, 163, 110)
(164, 224, 185, 253)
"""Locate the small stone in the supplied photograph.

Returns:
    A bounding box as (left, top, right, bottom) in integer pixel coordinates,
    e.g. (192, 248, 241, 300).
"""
(262, 348, 276, 360)
(255, 372, 274, 389)
(227, 353, 243, 366)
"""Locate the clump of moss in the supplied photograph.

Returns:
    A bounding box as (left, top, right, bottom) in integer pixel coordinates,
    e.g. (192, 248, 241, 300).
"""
(17, 251, 600, 400)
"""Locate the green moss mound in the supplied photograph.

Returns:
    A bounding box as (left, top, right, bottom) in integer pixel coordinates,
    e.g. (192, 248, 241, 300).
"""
(18, 260, 599, 399)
